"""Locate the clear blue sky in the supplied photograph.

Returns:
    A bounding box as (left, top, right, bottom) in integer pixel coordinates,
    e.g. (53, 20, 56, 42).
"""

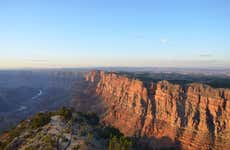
(0, 0, 229, 68)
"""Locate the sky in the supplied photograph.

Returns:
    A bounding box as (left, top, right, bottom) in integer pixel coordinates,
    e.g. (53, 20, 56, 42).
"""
(0, 0, 229, 69)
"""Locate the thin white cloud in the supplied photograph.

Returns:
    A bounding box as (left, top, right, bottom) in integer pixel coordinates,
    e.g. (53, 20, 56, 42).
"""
(160, 38, 168, 44)
(29, 59, 49, 62)
(200, 54, 212, 57)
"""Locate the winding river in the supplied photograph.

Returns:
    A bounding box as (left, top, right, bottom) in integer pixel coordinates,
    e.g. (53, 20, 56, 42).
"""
(32, 90, 43, 100)
(17, 89, 43, 112)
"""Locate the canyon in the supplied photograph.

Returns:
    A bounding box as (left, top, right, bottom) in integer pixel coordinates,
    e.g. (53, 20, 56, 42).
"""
(85, 70, 230, 150)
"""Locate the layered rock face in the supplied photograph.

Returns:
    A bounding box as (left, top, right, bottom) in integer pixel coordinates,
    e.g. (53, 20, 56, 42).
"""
(85, 71, 230, 150)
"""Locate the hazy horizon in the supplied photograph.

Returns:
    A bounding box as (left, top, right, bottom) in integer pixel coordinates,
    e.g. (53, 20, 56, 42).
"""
(0, 0, 229, 69)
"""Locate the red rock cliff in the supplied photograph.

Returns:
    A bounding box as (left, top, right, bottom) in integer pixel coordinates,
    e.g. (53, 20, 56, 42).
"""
(85, 71, 230, 149)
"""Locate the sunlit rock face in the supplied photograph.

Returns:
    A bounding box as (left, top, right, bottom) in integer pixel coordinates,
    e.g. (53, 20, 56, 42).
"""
(85, 71, 230, 149)
(94, 71, 149, 136)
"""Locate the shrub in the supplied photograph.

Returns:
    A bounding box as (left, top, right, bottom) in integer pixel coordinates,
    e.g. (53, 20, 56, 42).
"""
(75, 112, 99, 125)
(109, 136, 132, 150)
(42, 135, 56, 148)
(0, 141, 8, 149)
(30, 113, 50, 129)
(79, 124, 89, 136)
(9, 129, 21, 138)
(72, 145, 81, 150)
(99, 126, 123, 139)
(24, 146, 37, 150)
(85, 132, 93, 145)
(57, 107, 72, 120)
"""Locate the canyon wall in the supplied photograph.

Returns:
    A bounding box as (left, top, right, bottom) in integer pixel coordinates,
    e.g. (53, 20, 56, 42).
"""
(85, 71, 230, 150)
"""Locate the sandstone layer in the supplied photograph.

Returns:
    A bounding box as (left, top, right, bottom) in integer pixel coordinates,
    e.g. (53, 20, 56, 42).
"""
(85, 70, 230, 150)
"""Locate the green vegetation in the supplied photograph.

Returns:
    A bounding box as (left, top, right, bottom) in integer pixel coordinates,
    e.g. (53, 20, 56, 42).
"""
(30, 112, 51, 129)
(0, 107, 74, 150)
(0, 141, 8, 150)
(0, 109, 135, 150)
(98, 126, 123, 139)
(73, 111, 133, 149)
(9, 128, 21, 138)
(0, 112, 52, 149)
(72, 145, 81, 150)
(74, 111, 99, 125)
(56, 106, 72, 120)
(117, 71, 230, 89)
(42, 134, 57, 149)
(109, 136, 132, 150)
(24, 146, 37, 150)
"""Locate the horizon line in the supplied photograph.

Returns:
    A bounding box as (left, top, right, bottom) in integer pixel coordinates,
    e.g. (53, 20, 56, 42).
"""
(0, 66, 230, 71)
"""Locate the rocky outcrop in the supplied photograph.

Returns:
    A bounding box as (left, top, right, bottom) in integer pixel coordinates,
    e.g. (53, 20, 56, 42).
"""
(85, 70, 230, 149)
(0, 109, 134, 150)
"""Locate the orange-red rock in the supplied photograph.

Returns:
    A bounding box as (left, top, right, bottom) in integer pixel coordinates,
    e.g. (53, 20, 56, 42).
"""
(85, 71, 230, 149)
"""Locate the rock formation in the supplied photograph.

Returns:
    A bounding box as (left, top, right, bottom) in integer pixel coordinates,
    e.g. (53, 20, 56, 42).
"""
(85, 70, 230, 150)
(0, 108, 133, 150)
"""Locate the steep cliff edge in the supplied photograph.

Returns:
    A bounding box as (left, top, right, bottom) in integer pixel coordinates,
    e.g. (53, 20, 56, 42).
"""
(85, 70, 230, 149)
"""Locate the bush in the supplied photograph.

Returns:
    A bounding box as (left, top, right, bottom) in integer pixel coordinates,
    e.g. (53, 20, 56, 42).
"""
(109, 135, 132, 150)
(79, 124, 89, 136)
(75, 112, 99, 125)
(99, 126, 123, 139)
(0, 141, 8, 149)
(85, 133, 93, 145)
(25, 145, 37, 150)
(57, 107, 72, 120)
(9, 129, 21, 138)
(30, 113, 51, 129)
(43, 135, 56, 146)
(72, 145, 81, 150)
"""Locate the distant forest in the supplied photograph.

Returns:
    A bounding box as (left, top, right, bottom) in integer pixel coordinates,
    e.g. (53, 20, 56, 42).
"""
(117, 72, 230, 89)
